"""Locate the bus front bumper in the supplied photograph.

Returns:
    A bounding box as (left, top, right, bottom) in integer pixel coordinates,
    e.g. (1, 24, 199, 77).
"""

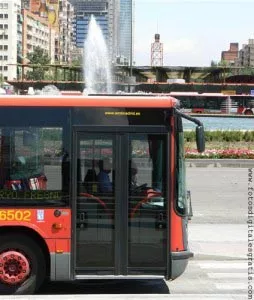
(170, 250, 193, 280)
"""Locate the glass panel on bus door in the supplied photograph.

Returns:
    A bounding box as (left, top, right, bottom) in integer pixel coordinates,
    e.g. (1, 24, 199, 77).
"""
(128, 134, 167, 268)
(76, 134, 115, 268)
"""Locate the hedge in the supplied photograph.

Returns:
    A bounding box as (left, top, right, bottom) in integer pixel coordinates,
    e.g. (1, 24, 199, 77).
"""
(184, 130, 254, 143)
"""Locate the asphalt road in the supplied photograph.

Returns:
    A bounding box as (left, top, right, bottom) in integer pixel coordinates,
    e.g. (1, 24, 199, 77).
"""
(186, 167, 247, 224)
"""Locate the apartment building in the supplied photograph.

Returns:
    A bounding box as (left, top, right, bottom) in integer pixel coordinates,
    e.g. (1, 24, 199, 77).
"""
(235, 39, 254, 67)
(22, 9, 57, 64)
(59, 0, 75, 64)
(0, 0, 21, 81)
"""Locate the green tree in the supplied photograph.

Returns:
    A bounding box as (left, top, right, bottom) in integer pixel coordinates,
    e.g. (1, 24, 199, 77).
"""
(0, 73, 3, 86)
(26, 46, 51, 80)
(71, 56, 82, 67)
(238, 66, 254, 76)
(218, 59, 232, 83)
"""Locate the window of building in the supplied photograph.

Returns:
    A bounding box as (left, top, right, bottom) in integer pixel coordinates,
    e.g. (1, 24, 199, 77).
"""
(4, 14, 8, 19)
(4, 56, 7, 60)
(3, 66, 7, 71)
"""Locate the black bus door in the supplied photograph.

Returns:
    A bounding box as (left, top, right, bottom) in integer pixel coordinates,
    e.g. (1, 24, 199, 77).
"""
(73, 130, 168, 277)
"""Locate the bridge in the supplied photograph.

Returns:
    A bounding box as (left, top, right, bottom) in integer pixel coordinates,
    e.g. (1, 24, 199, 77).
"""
(6, 64, 254, 93)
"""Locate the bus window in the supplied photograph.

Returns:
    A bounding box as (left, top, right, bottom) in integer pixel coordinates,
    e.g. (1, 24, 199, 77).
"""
(176, 120, 187, 215)
(0, 127, 69, 206)
(79, 137, 114, 195)
(128, 134, 167, 267)
(129, 134, 167, 193)
(76, 134, 115, 267)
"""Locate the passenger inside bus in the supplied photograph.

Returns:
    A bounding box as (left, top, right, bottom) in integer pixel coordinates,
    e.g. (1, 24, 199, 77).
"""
(97, 159, 113, 193)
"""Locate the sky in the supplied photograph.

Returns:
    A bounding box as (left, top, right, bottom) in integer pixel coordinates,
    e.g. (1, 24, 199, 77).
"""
(134, 0, 254, 67)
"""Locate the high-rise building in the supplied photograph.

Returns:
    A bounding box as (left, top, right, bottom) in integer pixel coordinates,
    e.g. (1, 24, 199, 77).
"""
(71, 0, 120, 63)
(22, 9, 56, 63)
(0, 0, 21, 81)
(118, 0, 133, 66)
(59, 0, 75, 64)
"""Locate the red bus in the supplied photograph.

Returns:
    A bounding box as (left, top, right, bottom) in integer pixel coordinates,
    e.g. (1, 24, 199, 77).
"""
(168, 92, 254, 115)
(0, 94, 204, 295)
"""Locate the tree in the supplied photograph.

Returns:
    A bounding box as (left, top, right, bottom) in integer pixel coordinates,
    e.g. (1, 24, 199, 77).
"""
(218, 60, 232, 84)
(238, 66, 254, 76)
(26, 46, 51, 80)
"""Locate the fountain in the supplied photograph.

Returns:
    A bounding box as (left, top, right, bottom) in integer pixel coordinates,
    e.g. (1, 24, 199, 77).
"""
(83, 15, 113, 94)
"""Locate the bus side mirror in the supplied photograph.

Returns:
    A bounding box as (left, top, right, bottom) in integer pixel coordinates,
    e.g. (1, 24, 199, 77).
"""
(196, 125, 205, 153)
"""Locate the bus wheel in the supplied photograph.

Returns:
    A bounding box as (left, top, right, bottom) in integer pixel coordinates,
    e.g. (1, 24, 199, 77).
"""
(0, 234, 46, 295)
(244, 109, 253, 115)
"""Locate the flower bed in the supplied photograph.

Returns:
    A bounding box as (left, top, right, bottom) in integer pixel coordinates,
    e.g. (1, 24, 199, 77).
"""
(185, 148, 254, 159)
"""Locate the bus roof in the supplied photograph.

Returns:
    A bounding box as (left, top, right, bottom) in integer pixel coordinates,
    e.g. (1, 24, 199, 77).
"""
(0, 95, 178, 108)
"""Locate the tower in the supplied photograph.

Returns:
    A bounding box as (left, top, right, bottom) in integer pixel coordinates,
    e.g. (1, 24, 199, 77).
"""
(151, 33, 163, 67)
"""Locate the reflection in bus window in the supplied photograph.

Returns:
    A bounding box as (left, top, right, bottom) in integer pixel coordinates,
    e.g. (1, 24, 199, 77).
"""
(128, 134, 167, 267)
(79, 137, 114, 195)
(129, 135, 166, 193)
(0, 127, 69, 205)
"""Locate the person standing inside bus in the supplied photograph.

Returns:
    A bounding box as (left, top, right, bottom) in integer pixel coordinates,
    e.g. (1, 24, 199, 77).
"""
(97, 158, 113, 193)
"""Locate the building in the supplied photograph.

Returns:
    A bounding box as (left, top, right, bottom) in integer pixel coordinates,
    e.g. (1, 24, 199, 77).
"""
(117, 0, 133, 66)
(235, 39, 254, 68)
(21, 0, 30, 9)
(59, 0, 75, 64)
(22, 9, 57, 64)
(151, 33, 163, 67)
(0, 0, 21, 81)
(221, 42, 239, 65)
(71, 0, 119, 63)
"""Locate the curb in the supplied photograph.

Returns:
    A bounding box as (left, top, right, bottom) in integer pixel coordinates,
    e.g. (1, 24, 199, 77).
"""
(186, 159, 254, 168)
